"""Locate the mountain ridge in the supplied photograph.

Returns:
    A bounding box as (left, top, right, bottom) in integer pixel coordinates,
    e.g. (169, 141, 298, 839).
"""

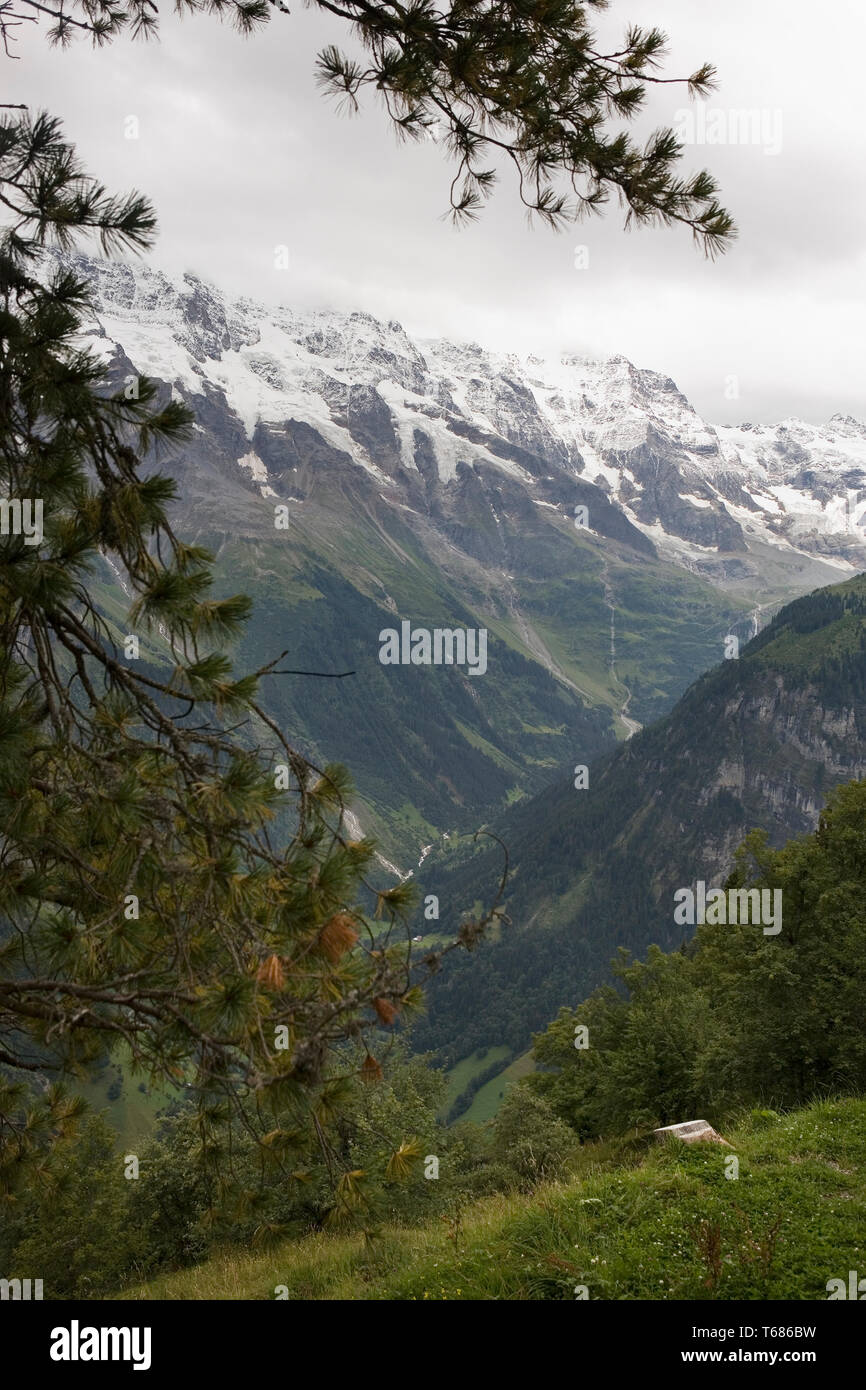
(65, 251, 866, 870)
(69, 250, 866, 595)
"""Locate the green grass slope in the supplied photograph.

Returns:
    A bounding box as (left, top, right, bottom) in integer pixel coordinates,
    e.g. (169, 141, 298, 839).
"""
(76, 1046, 180, 1147)
(118, 1097, 866, 1301)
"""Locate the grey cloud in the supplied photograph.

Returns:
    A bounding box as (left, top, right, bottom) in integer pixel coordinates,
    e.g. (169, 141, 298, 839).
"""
(5, 0, 864, 425)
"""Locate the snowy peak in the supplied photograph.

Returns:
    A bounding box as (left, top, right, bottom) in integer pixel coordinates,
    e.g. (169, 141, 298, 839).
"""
(65, 251, 866, 588)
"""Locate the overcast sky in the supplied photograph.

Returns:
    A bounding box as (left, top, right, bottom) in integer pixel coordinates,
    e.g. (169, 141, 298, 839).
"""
(6, 0, 865, 423)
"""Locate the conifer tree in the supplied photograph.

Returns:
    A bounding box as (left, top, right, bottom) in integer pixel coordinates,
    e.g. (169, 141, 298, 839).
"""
(0, 0, 734, 1212)
(4, 0, 735, 252)
(2, 110, 506, 1201)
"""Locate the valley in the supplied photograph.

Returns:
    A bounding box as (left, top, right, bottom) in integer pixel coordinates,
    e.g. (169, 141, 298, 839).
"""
(70, 252, 866, 1122)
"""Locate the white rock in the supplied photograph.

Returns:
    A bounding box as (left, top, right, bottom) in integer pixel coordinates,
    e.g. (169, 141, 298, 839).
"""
(653, 1120, 731, 1145)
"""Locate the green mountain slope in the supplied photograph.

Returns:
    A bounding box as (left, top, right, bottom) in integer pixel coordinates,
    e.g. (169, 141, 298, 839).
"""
(113, 405, 750, 865)
(219, 499, 747, 863)
(413, 573, 866, 1063)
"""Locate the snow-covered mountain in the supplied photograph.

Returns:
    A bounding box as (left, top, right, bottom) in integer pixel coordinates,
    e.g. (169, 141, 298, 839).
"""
(49, 250, 866, 863)
(72, 251, 866, 601)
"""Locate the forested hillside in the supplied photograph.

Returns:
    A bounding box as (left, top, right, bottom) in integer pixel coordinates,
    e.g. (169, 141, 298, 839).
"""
(413, 575, 866, 1065)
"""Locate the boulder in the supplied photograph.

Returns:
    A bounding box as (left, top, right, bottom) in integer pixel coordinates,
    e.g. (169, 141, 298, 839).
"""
(653, 1120, 731, 1146)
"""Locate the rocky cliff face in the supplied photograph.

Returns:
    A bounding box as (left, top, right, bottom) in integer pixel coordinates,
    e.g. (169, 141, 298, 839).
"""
(623, 672, 866, 891)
